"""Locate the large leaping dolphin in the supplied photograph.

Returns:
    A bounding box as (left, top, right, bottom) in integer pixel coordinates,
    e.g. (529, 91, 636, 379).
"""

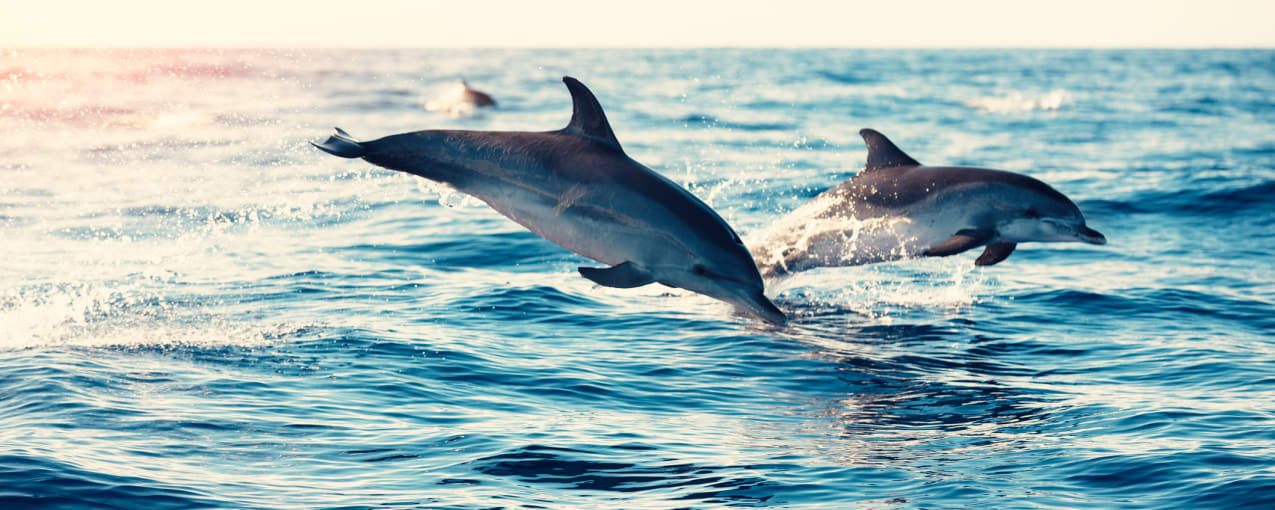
(750, 128, 1106, 277)
(313, 77, 786, 325)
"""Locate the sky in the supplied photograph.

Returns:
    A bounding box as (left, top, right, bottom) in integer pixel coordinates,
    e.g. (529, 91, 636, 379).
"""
(2, 0, 1274, 48)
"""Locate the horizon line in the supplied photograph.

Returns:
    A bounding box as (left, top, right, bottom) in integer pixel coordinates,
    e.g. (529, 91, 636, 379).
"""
(8, 44, 1275, 50)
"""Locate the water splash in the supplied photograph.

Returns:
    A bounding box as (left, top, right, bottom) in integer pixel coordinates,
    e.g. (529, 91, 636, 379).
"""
(747, 187, 924, 277)
(774, 257, 989, 324)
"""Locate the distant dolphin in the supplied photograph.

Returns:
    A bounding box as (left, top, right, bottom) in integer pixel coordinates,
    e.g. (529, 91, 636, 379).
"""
(424, 79, 495, 115)
(314, 77, 786, 325)
(750, 128, 1106, 277)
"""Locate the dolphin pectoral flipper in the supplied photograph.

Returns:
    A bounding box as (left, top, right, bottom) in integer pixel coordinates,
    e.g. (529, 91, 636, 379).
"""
(974, 242, 1017, 266)
(311, 127, 366, 158)
(578, 261, 656, 288)
(923, 229, 994, 257)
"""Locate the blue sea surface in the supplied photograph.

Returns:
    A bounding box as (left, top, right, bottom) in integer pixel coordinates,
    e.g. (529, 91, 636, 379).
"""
(2, 49, 1274, 508)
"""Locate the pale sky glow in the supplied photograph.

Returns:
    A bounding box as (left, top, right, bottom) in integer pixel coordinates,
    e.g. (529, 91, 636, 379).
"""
(2, 0, 1273, 48)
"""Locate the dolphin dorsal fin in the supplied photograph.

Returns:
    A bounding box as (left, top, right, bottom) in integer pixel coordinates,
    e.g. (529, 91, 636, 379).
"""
(860, 128, 921, 172)
(561, 76, 623, 151)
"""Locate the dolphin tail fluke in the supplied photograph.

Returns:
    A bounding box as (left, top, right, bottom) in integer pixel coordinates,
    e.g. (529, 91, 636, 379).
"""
(311, 127, 365, 158)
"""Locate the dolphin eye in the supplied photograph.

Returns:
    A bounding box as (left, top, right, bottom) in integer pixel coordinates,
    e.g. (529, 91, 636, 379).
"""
(693, 265, 710, 276)
(1025, 209, 1042, 219)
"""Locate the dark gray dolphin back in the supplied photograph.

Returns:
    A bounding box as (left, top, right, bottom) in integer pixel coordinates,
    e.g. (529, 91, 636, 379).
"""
(860, 128, 921, 171)
(559, 77, 753, 262)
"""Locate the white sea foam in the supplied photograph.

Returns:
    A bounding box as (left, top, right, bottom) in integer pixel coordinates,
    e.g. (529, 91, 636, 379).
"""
(964, 89, 1072, 113)
(0, 278, 311, 351)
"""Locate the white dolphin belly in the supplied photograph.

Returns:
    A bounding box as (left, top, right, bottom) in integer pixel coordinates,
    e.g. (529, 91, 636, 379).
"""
(468, 178, 687, 272)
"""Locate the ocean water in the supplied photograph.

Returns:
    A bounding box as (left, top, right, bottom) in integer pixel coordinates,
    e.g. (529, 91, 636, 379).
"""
(2, 48, 1273, 508)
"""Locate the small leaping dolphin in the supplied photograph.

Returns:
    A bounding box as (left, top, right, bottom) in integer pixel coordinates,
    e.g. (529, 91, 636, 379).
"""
(424, 79, 496, 116)
(750, 128, 1106, 277)
(313, 77, 786, 325)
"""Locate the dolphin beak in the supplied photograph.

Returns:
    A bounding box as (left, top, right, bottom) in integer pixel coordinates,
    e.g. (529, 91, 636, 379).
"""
(735, 290, 788, 326)
(1077, 225, 1107, 245)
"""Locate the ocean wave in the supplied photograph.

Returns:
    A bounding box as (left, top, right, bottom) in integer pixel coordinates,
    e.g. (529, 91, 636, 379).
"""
(1081, 180, 1275, 216)
(815, 70, 880, 85)
(450, 283, 600, 318)
(343, 230, 560, 270)
(0, 454, 216, 510)
(679, 112, 795, 132)
(469, 444, 812, 504)
(1053, 451, 1275, 508)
